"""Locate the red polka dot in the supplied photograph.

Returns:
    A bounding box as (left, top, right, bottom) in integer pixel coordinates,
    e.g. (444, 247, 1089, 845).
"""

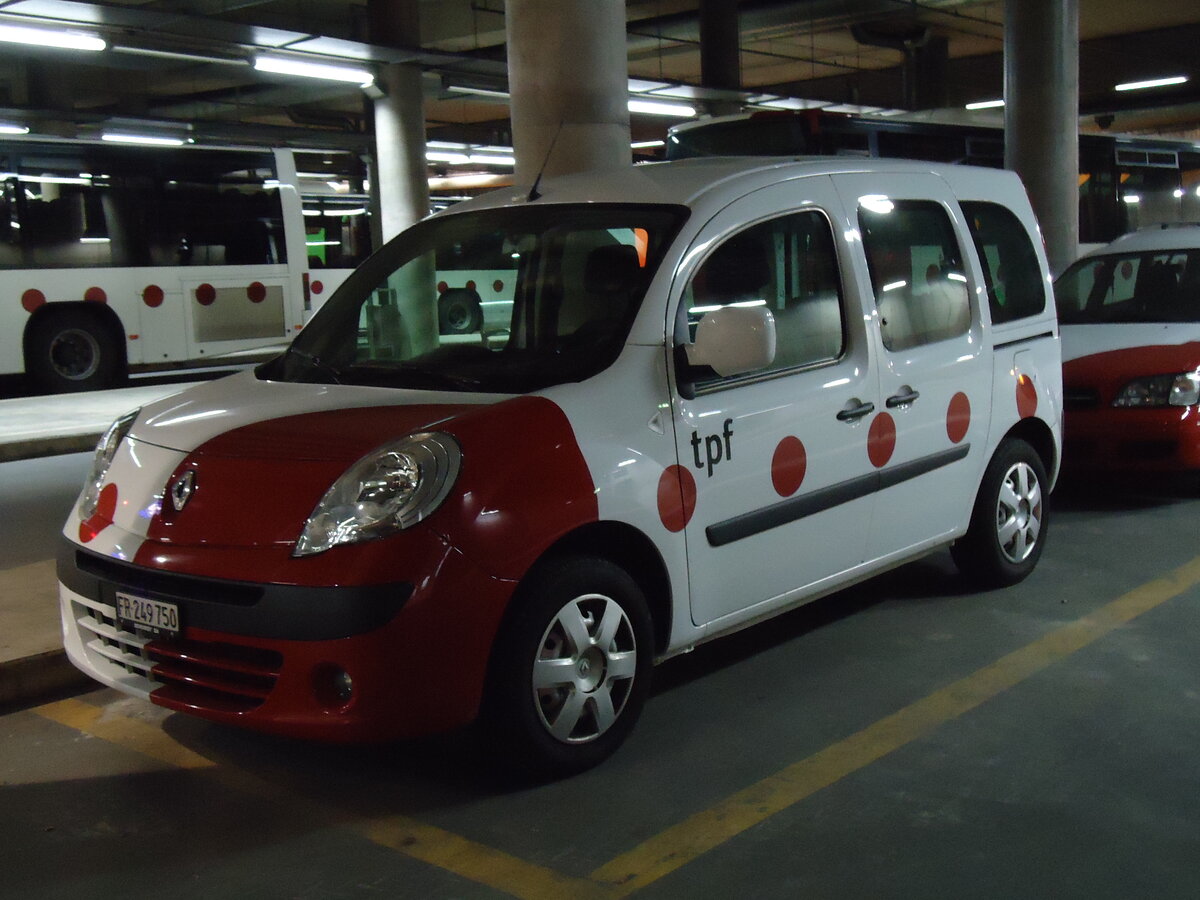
(1016, 374, 1038, 419)
(867, 412, 897, 468)
(84, 286, 106, 303)
(247, 281, 267, 303)
(437, 281, 448, 294)
(21, 289, 45, 313)
(79, 483, 118, 544)
(142, 285, 164, 308)
(493, 279, 504, 294)
(657, 465, 697, 533)
(196, 283, 216, 306)
(771, 436, 807, 497)
(465, 280, 476, 292)
(946, 392, 971, 444)
(311, 280, 324, 295)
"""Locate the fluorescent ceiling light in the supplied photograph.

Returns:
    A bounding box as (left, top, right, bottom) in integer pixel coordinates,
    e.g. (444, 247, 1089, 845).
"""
(446, 85, 510, 99)
(102, 132, 186, 146)
(631, 140, 666, 149)
(467, 154, 515, 167)
(0, 23, 106, 52)
(1, 173, 92, 185)
(0, 123, 30, 135)
(427, 150, 471, 165)
(965, 98, 1005, 110)
(1115, 75, 1188, 92)
(80, 237, 111, 244)
(628, 98, 696, 118)
(254, 55, 374, 87)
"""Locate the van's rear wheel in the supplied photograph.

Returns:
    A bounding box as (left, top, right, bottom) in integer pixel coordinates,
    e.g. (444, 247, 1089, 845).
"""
(438, 288, 483, 335)
(483, 556, 653, 778)
(952, 438, 1048, 587)
(26, 307, 124, 393)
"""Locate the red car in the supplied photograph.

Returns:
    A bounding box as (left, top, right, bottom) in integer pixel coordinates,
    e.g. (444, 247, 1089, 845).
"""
(1056, 225, 1200, 472)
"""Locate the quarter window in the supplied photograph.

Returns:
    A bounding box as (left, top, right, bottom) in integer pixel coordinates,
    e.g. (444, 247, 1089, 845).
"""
(961, 201, 1046, 324)
(680, 210, 845, 389)
(859, 200, 970, 351)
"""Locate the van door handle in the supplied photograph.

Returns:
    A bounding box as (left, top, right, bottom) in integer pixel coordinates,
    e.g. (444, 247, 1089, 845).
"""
(836, 400, 876, 422)
(886, 388, 920, 408)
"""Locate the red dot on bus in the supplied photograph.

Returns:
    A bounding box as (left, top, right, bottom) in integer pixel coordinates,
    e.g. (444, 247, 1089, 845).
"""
(84, 286, 107, 303)
(142, 285, 164, 308)
(465, 280, 476, 292)
(247, 282, 267, 303)
(493, 279, 504, 294)
(437, 281, 448, 294)
(946, 392, 971, 443)
(21, 289, 46, 313)
(196, 284, 216, 306)
(311, 280, 324, 295)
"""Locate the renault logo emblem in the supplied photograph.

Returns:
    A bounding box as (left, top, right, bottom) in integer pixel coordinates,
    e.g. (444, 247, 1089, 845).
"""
(170, 470, 196, 512)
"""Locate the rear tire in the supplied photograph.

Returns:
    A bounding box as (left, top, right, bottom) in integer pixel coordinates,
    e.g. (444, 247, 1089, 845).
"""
(26, 307, 124, 393)
(952, 438, 1048, 587)
(481, 555, 654, 779)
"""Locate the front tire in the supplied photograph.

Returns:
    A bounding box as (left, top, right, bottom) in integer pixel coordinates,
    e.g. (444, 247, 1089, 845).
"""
(952, 438, 1048, 587)
(482, 555, 654, 778)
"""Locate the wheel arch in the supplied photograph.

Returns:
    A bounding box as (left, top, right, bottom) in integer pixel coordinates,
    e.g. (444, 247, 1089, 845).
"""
(506, 520, 674, 657)
(997, 416, 1059, 488)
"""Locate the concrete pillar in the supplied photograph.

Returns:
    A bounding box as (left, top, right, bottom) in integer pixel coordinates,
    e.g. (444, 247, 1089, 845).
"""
(700, 0, 741, 88)
(369, 0, 429, 241)
(1004, 0, 1079, 274)
(368, 0, 437, 354)
(506, 0, 631, 184)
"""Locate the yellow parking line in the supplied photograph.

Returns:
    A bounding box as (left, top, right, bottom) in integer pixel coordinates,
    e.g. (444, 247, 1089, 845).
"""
(35, 696, 217, 770)
(591, 554, 1200, 894)
(364, 816, 617, 900)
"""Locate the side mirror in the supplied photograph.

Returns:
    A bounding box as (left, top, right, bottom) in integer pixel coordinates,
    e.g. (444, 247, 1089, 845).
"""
(685, 305, 776, 377)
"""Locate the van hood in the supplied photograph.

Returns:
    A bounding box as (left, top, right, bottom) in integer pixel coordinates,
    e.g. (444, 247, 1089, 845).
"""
(1060, 323, 1200, 363)
(132, 370, 501, 458)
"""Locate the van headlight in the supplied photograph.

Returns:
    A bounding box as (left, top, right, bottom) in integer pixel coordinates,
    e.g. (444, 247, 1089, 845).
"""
(78, 409, 139, 519)
(294, 432, 462, 557)
(1112, 371, 1200, 408)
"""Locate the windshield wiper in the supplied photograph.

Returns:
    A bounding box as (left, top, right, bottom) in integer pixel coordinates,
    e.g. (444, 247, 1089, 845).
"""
(357, 361, 482, 391)
(286, 346, 344, 384)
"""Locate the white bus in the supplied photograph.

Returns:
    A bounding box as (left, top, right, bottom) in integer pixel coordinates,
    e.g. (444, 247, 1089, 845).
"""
(1, 138, 372, 391)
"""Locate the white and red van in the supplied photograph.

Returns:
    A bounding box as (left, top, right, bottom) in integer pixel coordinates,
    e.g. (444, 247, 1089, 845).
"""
(58, 157, 1062, 775)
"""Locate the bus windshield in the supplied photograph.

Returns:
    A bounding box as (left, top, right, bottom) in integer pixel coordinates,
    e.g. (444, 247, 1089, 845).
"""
(260, 203, 687, 393)
(1055, 250, 1200, 324)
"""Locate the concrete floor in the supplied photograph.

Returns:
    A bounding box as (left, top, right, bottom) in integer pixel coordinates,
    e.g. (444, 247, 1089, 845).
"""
(3, 478, 1200, 898)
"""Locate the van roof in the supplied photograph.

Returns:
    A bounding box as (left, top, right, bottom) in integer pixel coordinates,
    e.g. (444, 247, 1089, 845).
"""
(1081, 223, 1200, 257)
(445, 156, 1023, 213)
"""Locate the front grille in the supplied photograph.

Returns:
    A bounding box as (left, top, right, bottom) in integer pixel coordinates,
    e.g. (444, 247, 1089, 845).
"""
(70, 593, 282, 714)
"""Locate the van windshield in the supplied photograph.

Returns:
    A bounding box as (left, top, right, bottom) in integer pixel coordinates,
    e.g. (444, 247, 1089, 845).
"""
(1056, 249, 1200, 324)
(260, 203, 686, 393)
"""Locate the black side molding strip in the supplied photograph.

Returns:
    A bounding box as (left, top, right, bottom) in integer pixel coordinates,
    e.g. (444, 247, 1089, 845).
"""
(705, 443, 971, 547)
(994, 331, 1055, 351)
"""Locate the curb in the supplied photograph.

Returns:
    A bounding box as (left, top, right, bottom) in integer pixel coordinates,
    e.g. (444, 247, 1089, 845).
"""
(0, 649, 93, 711)
(0, 433, 103, 464)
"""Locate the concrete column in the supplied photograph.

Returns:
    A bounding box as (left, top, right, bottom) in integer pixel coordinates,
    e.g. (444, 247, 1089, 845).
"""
(1004, 0, 1079, 274)
(506, 0, 631, 184)
(369, 0, 429, 241)
(700, 0, 742, 116)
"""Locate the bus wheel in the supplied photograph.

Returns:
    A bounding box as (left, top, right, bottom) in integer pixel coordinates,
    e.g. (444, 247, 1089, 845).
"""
(438, 288, 483, 335)
(26, 308, 124, 393)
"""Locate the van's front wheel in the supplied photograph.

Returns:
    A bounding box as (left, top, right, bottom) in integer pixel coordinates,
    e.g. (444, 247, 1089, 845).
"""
(952, 438, 1048, 587)
(483, 556, 654, 778)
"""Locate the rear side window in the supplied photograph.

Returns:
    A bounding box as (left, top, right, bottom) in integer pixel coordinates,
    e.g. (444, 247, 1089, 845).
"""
(680, 209, 845, 389)
(858, 199, 970, 351)
(960, 201, 1046, 324)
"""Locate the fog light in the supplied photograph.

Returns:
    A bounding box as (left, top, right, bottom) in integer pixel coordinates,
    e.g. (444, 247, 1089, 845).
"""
(313, 664, 354, 708)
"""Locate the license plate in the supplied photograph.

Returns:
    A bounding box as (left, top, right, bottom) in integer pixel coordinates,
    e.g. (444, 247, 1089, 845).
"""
(116, 592, 180, 638)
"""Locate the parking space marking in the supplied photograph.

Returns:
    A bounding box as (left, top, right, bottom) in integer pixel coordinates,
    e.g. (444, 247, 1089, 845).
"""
(591, 554, 1200, 894)
(26, 555, 1200, 899)
(36, 696, 217, 770)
